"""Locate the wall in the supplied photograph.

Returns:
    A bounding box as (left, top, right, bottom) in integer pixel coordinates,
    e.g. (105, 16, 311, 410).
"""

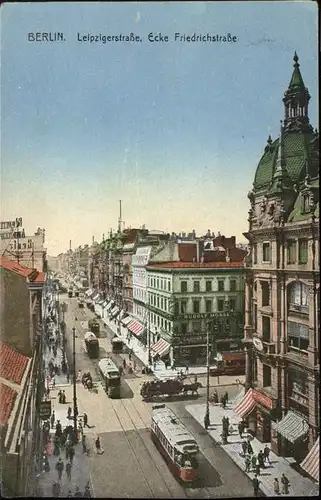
(0, 269, 31, 356)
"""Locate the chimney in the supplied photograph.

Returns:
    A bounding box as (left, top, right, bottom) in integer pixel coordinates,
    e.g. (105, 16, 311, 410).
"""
(226, 248, 231, 262)
(192, 229, 196, 239)
(196, 241, 200, 262)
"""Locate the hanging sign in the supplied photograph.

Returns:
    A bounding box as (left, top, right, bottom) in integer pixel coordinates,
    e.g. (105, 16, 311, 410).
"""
(39, 400, 52, 420)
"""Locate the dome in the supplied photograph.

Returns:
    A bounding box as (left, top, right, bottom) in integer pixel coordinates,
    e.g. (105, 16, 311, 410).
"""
(253, 129, 318, 192)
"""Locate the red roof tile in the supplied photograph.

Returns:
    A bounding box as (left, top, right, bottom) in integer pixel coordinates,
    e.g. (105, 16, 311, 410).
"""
(0, 343, 30, 384)
(147, 261, 245, 269)
(32, 271, 45, 284)
(0, 256, 44, 284)
(0, 383, 17, 425)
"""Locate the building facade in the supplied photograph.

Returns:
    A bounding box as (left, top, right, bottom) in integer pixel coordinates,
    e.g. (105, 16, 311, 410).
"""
(146, 260, 245, 366)
(243, 53, 319, 460)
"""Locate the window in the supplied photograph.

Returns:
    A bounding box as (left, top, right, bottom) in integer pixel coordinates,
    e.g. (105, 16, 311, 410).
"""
(288, 320, 309, 351)
(289, 282, 308, 308)
(230, 280, 237, 292)
(193, 300, 200, 313)
(180, 301, 187, 314)
(302, 194, 310, 214)
(262, 316, 271, 342)
(192, 321, 202, 332)
(157, 296, 160, 308)
(298, 239, 308, 264)
(253, 244, 258, 264)
(181, 323, 188, 334)
(193, 281, 200, 292)
(263, 364, 272, 387)
(205, 300, 212, 313)
(157, 279, 159, 289)
(261, 281, 270, 307)
(168, 281, 171, 292)
(229, 298, 236, 311)
(181, 281, 187, 293)
(205, 281, 212, 292)
(263, 242, 271, 262)
(217, 298, 224, 311)
(218, 280, 224, 292)
(287, 240, 297, 264)
(161, 297, 164, 309)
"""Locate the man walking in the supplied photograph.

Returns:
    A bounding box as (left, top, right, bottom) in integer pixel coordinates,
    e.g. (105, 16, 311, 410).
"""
(263, 444, 271, 465)
(55, 458, 64, 481)
(83, 413, 89, 428)
(252, 474, 260, 496)
(69, 445, 75, 465)
(95, 436, 103, 454)
(65, 460, 72, 481)
(50, 410, 55, 429)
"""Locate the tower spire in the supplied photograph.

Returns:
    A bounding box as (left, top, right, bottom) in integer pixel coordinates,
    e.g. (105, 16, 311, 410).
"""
(283, 52, 312, 132)
(269, 121, 292, 195)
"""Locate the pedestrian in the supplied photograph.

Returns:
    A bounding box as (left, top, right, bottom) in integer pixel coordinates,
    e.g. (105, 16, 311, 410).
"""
(245, 454, 251, 472)
(255, 461, 261, 476)
(54, 436, 60, 456)
(133, 360, 137, 372)
(50, 410, 55, 429)
(65, 441, 70, 460)
(164, 359, 168, 370)
(220, 395, 226, 409)
(83, 413, 89, 428)
(263, 444, 271, 465)
(83, 482, 91, 498)
(224, 391, 229, 404)
(153, 360, 156, 370)
(252, 474, 260, 496)
(258, 450, 265, 469)
(123, 358, 126, 370)
(247, 439, 254, 455)
(52, 481, 61, 497)
(274, 478, 280, 495)
(69, 445, 75, 465)
(281, 473, 290, 494)
(95, 436, 102, 454)
(251, 454, 257, 471)
(74, 486, 83, 497)
(56, 420, 62, 437)
(241, 440, 247, 457)
(58, 390, 63, 403)
(55, 458, 64, 480)
(52, 377, 56, 389)
(225, 416, 230, 435)
(78, 419, 83, 437)
(238, 421, 244, 439)
(65, 460, 72, 481)
(62, 390, 66, 404)
(185, 363, 189, 374)
(67, 406, 72, 419)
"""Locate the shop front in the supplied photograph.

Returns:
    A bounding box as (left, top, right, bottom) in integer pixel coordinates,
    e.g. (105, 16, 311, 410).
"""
(173, 341, 207, 366)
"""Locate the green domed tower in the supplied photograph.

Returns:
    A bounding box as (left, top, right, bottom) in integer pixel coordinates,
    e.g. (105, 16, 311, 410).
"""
(248, 53, 319, 229)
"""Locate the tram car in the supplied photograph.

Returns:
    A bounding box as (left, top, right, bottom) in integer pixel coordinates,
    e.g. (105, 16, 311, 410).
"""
(98, 358, 121, 398)
(83, 331, 99, 359)
(88, 318, 100, 337)
(151, 404, 199, 482)
(111, 336, 123, 353)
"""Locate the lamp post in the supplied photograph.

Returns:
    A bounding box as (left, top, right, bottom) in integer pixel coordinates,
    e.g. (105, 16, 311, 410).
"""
(204, 321, 211, 429)
(72, 326, 78, 440)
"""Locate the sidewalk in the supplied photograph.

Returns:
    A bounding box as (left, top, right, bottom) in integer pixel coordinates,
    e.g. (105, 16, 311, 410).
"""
(186, 401, 319, 497)
(102, 315, 218, 380)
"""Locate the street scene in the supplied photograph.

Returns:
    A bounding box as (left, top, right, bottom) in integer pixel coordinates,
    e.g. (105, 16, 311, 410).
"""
(0, 1, 319, 499)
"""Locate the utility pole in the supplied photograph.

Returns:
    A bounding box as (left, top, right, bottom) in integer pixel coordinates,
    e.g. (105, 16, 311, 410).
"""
(204, 321, 211, 429)
(72, 326, 78, 440)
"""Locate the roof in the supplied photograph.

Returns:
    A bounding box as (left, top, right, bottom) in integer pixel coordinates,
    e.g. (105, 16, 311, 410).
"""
(178, 243, 197, 262)
(146, 261, 244, 270)
(0, 343, 30, 384)
(288, 52, 306, 91)
(152, 406, 198, 448)
(98, 358, 119, 377)
(0, 256, 45, 284)
(0, 383, 17, 425)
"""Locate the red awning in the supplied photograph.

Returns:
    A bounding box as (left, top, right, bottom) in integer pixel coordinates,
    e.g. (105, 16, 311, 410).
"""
(233, 388, 256, 418)
(223, 352, 245, 362)
(127, 320, 144, 336)
(151, 339, 170, 358)
(300, 437, 319, 482)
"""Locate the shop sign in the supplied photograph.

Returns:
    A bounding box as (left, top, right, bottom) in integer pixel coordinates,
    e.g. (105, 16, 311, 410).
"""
(39, 400, 52, 420)
(253, 390, 275, 410)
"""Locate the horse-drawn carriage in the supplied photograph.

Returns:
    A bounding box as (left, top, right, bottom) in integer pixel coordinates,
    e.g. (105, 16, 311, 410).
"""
(82, 372, 93, 390)
(140, 377, 202, 401)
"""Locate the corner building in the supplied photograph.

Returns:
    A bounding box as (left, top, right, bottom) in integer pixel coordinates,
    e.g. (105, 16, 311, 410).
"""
(243, 54, 319, 463)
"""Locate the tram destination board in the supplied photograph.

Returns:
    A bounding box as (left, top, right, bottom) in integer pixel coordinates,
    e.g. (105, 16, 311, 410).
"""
(39, 400, 52, 420)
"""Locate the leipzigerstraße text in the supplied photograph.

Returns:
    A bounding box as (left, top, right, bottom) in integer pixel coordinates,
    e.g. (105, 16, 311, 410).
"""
(27, 32, 239, 43)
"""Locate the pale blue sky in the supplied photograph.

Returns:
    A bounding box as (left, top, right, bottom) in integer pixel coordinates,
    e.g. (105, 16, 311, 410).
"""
(1, 1, 318, 254)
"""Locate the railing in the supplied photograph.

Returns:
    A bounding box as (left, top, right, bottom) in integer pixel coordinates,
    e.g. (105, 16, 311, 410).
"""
(262, 341, 276, 355)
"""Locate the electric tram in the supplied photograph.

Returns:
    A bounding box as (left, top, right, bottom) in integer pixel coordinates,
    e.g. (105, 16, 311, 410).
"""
(151, 405, 199, 482)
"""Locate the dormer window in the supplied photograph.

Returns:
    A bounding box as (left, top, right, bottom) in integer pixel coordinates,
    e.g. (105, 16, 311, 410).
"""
(302, 193, 310, 214)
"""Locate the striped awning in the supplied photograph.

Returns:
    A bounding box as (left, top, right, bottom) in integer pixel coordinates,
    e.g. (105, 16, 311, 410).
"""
(97, 298, 105, 305)
(105, 300, 114, 312)
(110, 306, 120, 318)
(151, 338, 170, 358)
(121, 315, 132, 326)
(275, 411, 309, 443)
(127, 319, 144, 336)
(233, 388, 256, 418)
(102, 300, 108, 308)
(85, 289, 93, 297)
(300, 437, 319, 482)
(92, 294, 100, 302)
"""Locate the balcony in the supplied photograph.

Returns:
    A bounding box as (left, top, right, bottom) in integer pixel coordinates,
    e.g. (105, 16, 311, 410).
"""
(263, 341, 276, 356)
(288, 303, 309, 315)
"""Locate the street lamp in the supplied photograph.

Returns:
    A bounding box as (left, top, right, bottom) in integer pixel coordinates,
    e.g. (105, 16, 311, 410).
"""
(204, 321, 211, 429)
(72, 326, 78, 440)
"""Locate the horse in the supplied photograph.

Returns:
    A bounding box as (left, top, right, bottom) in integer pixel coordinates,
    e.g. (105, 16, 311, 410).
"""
(182, 382, 202, 396)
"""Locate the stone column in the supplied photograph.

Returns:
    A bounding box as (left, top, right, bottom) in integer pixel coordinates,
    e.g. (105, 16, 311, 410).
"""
(244, 274, 253, 390)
